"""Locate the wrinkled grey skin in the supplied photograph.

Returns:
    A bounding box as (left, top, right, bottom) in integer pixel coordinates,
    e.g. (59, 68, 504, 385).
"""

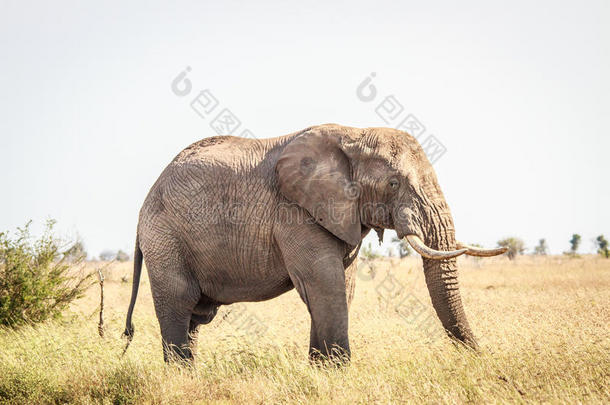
(124, 124, 477, 363)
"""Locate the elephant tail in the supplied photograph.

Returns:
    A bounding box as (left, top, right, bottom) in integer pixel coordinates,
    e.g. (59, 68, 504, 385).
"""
(122, 234, 143, 354)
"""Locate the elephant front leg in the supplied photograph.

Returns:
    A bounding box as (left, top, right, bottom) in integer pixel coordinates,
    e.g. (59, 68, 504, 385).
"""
(288, 254, 351, 364)
(307, 297, 350, 364)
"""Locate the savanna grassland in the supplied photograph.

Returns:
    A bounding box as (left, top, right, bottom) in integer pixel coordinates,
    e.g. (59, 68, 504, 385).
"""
(0, 255, 608, 404)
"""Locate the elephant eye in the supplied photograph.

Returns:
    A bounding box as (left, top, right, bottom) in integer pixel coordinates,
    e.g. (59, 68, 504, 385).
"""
(388, 178, 399, 190)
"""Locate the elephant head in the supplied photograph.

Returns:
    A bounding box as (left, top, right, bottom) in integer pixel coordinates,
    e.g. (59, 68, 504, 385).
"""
(277, 124, 506, 349)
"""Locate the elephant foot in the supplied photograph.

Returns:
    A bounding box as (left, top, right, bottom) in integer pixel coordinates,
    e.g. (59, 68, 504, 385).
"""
(162, 342, 194, 364)
(308, 345, 351, 367)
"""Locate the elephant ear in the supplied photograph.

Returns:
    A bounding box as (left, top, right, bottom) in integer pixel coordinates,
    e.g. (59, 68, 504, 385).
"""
(276, 129, 361, 246)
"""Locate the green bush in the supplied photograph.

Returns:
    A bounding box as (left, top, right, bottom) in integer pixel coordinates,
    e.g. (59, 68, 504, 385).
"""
(0, 220, 93, 327)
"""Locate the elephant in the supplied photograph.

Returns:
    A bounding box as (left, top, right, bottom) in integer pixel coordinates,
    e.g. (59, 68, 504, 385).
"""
(123, 123, 506, 363)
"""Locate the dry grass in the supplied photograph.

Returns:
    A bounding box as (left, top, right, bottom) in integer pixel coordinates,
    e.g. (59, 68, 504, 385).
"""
(0, 255, 608, 404)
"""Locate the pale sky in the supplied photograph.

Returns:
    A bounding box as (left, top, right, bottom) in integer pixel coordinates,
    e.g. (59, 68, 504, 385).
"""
(1, 0, 608, 257)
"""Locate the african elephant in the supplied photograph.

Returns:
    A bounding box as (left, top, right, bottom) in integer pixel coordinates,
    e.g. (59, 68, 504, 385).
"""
(123, 124, 506, 363)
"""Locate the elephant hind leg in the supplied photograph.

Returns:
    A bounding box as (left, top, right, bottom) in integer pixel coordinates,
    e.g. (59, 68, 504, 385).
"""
(188, 302, 219, 347)
(192, 297, 220, 326)
(146, 247, 201, 363)
(159, 313, 193, 362)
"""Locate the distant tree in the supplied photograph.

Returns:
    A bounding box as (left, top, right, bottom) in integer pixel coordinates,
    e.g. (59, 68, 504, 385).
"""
(116, 250, 130, 262)
(360, 242, 380, 259)
(569, 234, 581, 254)
(497, 237, 526, 260)
(533, 239, 548, 255)
(596, 235, 609, 258)
(99, 250, 115, 261)
(64, 238, 87, 262)
(391, 236, 412, 258)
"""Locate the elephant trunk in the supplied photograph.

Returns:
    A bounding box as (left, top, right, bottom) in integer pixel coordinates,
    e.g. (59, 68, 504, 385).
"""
(422, 256, 478, 349)
(395, 189, 478, 349)
(421, 214, 478, 349)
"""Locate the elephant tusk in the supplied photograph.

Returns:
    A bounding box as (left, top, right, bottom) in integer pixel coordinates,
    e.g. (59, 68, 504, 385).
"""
(406, 235, 468, 260)
(456, 242, 508, 257)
